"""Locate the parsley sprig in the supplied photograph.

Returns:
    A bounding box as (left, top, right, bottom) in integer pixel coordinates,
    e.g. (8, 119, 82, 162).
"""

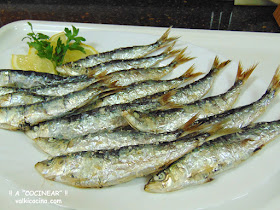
(23, 22, 86, 66)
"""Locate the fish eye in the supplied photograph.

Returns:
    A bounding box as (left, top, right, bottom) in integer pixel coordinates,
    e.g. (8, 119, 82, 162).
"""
(154, 172, 166, 181)
(46, 159, 53, 166)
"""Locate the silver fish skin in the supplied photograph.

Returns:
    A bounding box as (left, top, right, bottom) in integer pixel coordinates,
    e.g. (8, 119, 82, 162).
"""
(0, 76, 98, 97)
(0, 86, 19, 96)
(86, 45, 179, 78)
(0, 69, 88, 89)
(0, 92, 48, 107)
(99, 49, 192, 87)
(55, 27, 177, 76)
(181, 66, 280, 137)
(25, 96, 166, 140)
(122, 63, 256, 133)
(0, 85, 108, 130)
(145, 119, 280, 193)
(34, 127, 184, 156)
(158, 56, 231, 106)
(88, 66, 200, 109)
(26, 77, 98, 97)
(35, 132, 210, 188)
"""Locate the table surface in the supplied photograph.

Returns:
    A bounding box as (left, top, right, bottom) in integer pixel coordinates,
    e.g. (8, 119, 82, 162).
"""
(0, 0, 279, 33)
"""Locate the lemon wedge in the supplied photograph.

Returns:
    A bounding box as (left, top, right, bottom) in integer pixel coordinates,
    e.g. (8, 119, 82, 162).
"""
(12, 31, 98, 74)
(11, 54, 57, 74)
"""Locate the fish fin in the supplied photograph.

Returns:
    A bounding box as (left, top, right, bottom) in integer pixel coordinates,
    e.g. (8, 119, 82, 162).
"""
(179, 64, 203, 80)
(158, 89, 178, 105)
(268, 66, 280, 93)
(252, 144, 265, 154)
(98, 88, 121, 99)
(178, 114, 199, 133)
(205, 177, 214, 183)
(94, 70, 108, 79)
(104, 81, 122, 88)
(87, 67, 99, 78)
(179, 117, 231, 139)
(168, 48, 195, 68)
(157, 26, 179, 46)
(97, 85, 124, 99)
(163, 43, 181, 58)
(235, 62, 257, 82)
(122, 110, 141, 131)
(212, 56, 231, 69)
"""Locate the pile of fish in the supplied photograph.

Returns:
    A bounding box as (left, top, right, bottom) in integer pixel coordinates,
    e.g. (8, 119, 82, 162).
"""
(1, 27, 280, 193)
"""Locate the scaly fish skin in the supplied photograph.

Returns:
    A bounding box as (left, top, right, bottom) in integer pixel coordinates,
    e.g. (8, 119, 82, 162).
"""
(145, 120, 280, 193)
(86, 44, 179, 77)
(0, 85, 109, 130)
(25, 96, 165, 139)
(0, 69, 88, 88)
(0, 92, 47, 107)
(89, 66, 200, 109)
(123, 63, 256, 133)
(181, 66, 280, 137)
(34, 127, 183, 156)
(56, 27, 177, 76)
(160, 56, 231, 106)
(35, 133, 209, 188)
(27, 77, 98, 97)
(100, 49, 192, 87)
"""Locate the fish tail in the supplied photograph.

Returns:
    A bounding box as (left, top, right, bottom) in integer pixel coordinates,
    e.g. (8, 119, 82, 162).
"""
(157, 26, 179, 46)
(162, 42, 180, 57)
(179, 116, 233, 140)
(212, 56, 231, 70)
(169, 48, 195, 68)
(158, 66, 202, 105)
(235, 62, 257, 83)
(268, 66, 280, 93)
(180, 64, 203, 80)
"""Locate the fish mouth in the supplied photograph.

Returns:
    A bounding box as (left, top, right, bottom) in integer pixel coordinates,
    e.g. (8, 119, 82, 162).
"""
(144, 181, 166, 193)
(35, 160, 55, 180)
(35, 161, 47, 174)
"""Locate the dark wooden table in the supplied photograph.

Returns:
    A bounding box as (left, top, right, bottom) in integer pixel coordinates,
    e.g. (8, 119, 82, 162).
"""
(0, 0, 279, 32)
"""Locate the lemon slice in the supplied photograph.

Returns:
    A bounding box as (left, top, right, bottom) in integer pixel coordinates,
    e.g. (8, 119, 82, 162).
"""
(11, 31, 98, 74)
(11, 54, 57, 74)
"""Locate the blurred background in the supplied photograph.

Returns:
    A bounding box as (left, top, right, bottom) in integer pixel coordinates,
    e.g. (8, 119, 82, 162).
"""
(0, 0, 279, 32)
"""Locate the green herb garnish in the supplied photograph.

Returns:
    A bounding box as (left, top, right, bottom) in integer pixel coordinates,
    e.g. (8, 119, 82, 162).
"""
(22, 22, 86, 66)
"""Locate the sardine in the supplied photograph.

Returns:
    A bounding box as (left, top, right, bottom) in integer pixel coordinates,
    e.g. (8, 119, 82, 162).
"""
(0, 69, 88, 89)
(0, 85, 111, 130)
(145, 119, 280, 193)
(122, 63, 256, 133)
(34, 127, 184, 156)
(35, 131, 210, 188)
(83, 44, 180, 77)
(99, 49, 193, 87)
(88, 66, 201, 109)
(56, 27, 177, 75)
(26, 77, 98, 97)
(25, 96, 167, 140)
(181, 66, 280, 137)
(158, 56, 231, 106)
(0, 92, 48, 107)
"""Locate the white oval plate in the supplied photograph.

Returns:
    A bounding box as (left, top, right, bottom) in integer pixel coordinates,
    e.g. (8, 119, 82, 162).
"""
(0, 20, 280, 210)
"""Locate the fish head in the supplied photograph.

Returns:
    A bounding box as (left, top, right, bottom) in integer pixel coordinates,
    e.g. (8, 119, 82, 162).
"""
(145, 161, 191, 193)
(35, 155, 69, 181)
(144, 170, 174, 193)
